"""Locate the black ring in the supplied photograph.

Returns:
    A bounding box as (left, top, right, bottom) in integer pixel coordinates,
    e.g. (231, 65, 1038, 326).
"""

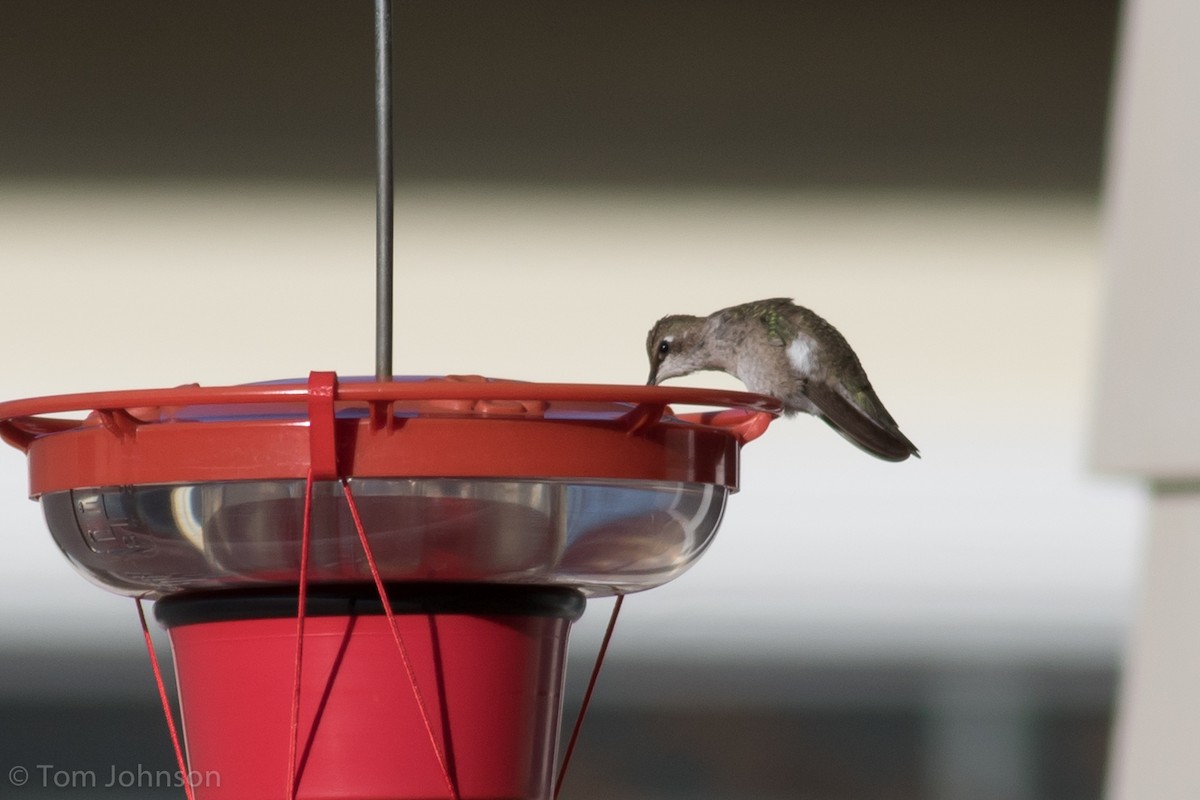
(154, 583, 587, 628)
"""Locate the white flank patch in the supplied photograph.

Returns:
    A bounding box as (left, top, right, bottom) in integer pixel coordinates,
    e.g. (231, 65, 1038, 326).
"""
(786, 336, 816, 375)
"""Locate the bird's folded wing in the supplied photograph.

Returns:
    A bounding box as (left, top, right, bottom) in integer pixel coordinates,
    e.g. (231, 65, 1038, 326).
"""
(804, 381, 917, 462)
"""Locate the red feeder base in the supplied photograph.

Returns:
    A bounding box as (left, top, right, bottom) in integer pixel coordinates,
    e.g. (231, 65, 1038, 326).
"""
(155, 585, 585, 800)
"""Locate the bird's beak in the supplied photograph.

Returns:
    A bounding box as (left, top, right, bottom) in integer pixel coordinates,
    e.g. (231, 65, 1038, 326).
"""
(646, 365, 659, 386)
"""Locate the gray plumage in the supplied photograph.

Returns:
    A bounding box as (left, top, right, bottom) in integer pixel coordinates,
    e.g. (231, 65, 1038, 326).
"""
(646, 297, 919, 462)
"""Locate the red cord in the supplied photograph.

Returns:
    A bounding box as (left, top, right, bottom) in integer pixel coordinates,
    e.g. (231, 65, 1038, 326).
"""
(553, 594, 624, 800)
(341, 477, 460, 800)
(286, 469, 316, 800)
(135, 598, 197, 800)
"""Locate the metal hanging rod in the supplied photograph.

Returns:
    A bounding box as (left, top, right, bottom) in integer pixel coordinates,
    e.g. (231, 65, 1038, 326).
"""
(374, 0, 394, 382)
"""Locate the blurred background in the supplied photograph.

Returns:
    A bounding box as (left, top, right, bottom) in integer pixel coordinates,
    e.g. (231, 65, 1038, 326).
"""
(0, 1, 1136, 798)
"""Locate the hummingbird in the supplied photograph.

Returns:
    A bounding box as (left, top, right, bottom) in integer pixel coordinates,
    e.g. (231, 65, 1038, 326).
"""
(646, 297, 919, 462)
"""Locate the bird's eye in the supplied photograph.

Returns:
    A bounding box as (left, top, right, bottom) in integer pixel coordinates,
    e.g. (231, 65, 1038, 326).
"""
(657, 340, 671, 357)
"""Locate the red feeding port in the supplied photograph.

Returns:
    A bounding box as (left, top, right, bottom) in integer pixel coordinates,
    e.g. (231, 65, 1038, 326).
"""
(0, 373, 779, 799)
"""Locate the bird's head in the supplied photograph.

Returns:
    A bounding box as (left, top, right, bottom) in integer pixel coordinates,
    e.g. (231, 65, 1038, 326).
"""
(645, 314, 708, 385)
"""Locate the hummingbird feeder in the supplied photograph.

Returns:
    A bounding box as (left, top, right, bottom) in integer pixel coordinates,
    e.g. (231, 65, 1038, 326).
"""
(0, 3, 782, 799)
(0, 377, 778, 799)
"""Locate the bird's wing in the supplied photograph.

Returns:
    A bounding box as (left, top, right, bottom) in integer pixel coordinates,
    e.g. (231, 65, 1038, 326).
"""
(804, 380, 919, 462)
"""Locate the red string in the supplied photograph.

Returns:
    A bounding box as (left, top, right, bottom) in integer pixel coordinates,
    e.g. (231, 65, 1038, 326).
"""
(341, 477, 460, 800)
(286, 469, 316, 800)
(553, 593, 625, 800)
(135, 598, 197, 800)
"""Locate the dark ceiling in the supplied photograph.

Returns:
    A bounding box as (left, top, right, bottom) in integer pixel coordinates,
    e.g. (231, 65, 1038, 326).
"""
(0, 0, 1120, 191)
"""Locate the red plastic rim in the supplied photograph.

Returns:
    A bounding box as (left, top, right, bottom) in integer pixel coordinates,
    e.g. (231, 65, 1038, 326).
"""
(0, 375, 781, 497)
